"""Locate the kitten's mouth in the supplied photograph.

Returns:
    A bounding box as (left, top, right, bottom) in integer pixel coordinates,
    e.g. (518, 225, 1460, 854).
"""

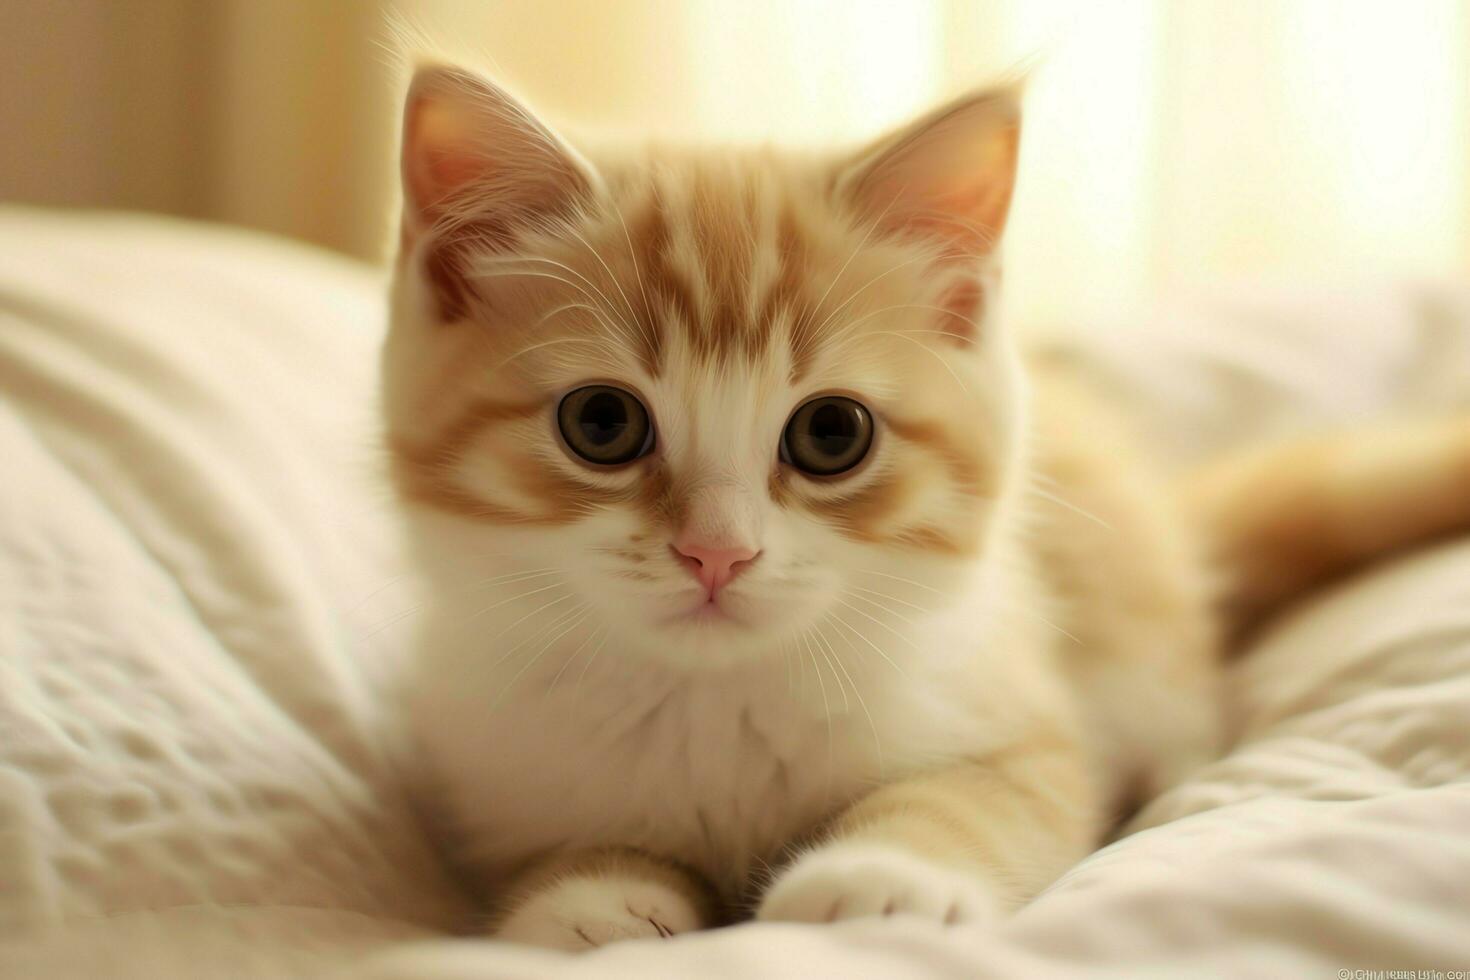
(667, 594, 745, 626)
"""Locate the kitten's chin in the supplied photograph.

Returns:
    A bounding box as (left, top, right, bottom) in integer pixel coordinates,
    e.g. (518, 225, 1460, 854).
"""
(662, 596, 746, 627)
(614, 599, 813, 672)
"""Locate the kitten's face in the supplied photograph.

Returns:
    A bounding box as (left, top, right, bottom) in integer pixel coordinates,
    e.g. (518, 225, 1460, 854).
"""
(385, 68, 1023, 669)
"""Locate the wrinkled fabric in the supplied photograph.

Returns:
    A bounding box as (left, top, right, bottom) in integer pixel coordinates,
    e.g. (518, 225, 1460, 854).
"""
(1, 207, 1467, 978)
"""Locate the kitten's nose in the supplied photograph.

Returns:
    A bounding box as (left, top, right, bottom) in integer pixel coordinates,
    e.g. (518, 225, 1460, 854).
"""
(671, 540, 761, 598)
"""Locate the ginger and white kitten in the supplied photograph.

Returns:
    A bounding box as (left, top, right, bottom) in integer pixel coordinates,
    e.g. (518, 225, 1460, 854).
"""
(381, 64, 1219, 949)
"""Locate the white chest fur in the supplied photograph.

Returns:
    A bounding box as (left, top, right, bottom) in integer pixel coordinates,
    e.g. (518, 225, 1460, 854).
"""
(407, 594, 1040, 899)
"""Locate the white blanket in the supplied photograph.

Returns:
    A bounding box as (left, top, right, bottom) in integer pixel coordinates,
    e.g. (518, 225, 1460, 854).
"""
(2, 207, 1467, 978)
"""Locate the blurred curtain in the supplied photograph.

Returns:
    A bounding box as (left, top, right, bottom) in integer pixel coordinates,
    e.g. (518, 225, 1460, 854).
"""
(1, 0, 1466, 328)
(0, 0, 388, 258)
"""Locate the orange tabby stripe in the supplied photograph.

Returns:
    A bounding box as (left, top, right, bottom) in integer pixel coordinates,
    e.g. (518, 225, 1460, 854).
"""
(395, 157, 994, 542)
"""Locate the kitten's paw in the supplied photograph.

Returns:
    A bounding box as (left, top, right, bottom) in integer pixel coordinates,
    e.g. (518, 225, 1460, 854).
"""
(493, 872, 702, 951)
(758, 843, 999, 927)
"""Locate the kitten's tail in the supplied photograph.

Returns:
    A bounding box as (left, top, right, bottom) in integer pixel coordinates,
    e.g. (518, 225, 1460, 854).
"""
(1182, 412, 1470, 638)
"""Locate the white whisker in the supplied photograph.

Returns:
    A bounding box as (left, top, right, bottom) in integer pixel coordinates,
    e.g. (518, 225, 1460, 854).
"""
(802, 630, 834, 801)
(491, 604, 595, 708)
(1030, 484, 1114, 530)
(796, 194, 900, 352)
(360, 605, 425, 639)
(800, 253, 941, 355)
(821, 303, 976, 355)
(471, 263, 639, 346)
(360, 569, 562, 638)
(563, 225, 654, 354)
(828, 611, 909, 679)
(1023, 607, 1084, 645)
(478, 255, 644, 350)
(803, 629, 847, 713)
(488, 598, 588, 669)
(871, 331, 969, 394)
(469, 567, 563, 589)
(345, 573, 410, 615)
(573, 629, 612, 698)
(815, 619, 883, 775)
(462, 581, 570, 627)
(496, 334, 629, 371)
(854, 568, 945, 595)
(547, 623, 605, 695)
(842, 590, 922, 628)
(833, 597, 920, 651)
(848, 584, 931, 616)
(614, 203, 655, 326)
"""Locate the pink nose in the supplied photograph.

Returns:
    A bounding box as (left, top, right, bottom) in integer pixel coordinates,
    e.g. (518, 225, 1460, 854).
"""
(671, 540, 760, 597)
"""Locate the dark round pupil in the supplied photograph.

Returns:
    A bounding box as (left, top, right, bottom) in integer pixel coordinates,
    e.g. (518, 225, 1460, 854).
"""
(807, 403, 857, 457)
(579, 392, 628, 446)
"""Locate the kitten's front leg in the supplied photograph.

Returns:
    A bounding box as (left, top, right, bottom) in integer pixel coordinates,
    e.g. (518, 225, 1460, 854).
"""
(491, 847, 717, 951)
(759, 738, 1098, 926)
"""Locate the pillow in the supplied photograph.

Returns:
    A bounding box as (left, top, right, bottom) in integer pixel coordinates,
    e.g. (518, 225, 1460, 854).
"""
(1037, 279, 1470, 465)
(0, 207, 471, 976)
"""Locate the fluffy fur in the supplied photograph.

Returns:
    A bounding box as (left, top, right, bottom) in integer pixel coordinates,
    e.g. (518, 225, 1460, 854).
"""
(380, 64, 1470, 950)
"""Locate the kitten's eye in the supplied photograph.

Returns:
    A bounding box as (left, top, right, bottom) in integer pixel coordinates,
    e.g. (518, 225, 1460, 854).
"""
(781, 396, 873, 476)
(558, 385, 654, 466)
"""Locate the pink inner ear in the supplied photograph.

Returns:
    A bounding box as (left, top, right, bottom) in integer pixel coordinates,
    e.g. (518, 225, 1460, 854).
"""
(845, 91, 1021, 262)
(872, 136, 1019, 258)
(397, 68, 595, 323)
(423, 148, 485, 202)
(404, 96, 488, 226)
(931, 177, 1015, 253)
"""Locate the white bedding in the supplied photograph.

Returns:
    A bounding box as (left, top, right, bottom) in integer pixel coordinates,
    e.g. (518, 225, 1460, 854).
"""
(1, 207, 1467, 978)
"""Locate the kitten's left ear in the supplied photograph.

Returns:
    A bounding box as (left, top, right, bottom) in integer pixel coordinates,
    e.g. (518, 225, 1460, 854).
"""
(399, 66, 598, 320)
(838, 87, 1021, 259)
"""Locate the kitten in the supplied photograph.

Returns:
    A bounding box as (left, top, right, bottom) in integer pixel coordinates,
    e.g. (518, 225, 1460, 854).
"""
(380, 64, 1470, 949)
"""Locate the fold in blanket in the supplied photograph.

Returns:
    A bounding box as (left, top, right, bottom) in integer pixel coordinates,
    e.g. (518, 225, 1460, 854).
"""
(2, 208, 1468, 978)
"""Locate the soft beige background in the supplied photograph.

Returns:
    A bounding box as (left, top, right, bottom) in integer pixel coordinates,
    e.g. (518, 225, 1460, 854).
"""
(2, 0, 1468, 328)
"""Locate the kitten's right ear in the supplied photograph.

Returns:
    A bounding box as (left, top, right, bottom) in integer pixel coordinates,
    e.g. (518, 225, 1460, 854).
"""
(834, 86, 1021, 342)
(837, 86, 1021, 259)
(399, 66, 596, 320)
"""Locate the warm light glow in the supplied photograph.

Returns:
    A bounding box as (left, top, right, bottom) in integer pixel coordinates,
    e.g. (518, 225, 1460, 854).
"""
(386, 0, 1469, 329)
(684, 0, 942, 145)
(11, 0, 1460, 306)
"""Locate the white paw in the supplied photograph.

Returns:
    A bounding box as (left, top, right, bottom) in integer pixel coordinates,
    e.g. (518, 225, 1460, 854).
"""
(493, 872, 703, 951)
(757, 843, 999, 926)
